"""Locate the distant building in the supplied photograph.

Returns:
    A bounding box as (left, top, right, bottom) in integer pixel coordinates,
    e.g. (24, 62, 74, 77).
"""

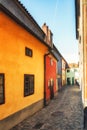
(62, 58, 69, 86)
(69, 63, 79, 68)
(62, 58, 66, 86)
(66, 67, 79, 85)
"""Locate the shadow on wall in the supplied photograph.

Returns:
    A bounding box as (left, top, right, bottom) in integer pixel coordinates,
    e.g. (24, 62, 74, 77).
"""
(84, 107, 87, 129)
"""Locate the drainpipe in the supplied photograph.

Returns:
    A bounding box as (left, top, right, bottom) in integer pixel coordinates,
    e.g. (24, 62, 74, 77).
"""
(44, 52, 50, 106)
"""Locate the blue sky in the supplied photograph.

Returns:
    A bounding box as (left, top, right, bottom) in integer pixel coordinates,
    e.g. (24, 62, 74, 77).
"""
(20, 0, 78, 63)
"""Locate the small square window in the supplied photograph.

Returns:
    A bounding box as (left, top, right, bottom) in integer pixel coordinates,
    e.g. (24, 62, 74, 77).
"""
(24, 74, 34, 97)
(25, 47, 33, 57)
(67, 70, 70, 73)
(0, 74, 5, 105)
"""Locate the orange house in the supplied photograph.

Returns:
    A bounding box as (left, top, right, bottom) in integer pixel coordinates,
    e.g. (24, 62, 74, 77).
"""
(0, 0, 52, 129)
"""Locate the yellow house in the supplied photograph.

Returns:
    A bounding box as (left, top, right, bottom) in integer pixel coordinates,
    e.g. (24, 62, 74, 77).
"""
(0, 0, 51, 129)
(62, 59, 66, 86)
(62, 58, 69, 86)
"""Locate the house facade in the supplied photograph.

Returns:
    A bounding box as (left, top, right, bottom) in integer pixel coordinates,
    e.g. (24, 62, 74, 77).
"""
(44, 54, 58, 105)
(52, 45, 69, 90)
(66, 67, 79, 85)
(75, 0, 87, 107)
(0, 0, 52, 129)
(53, 45, 62, 91)
(42, 23, 58, 105)
(62, 58, 66, 86)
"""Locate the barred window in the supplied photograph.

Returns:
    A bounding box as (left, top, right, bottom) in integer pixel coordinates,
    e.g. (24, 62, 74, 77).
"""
(24, 74, 34, 97)
(0, 74, 5, 104)
(25, 47, 33, 57)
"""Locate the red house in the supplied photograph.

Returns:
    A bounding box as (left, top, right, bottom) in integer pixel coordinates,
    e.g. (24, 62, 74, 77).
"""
(44, 54, 57, 105)
(42, 23, 58, 105)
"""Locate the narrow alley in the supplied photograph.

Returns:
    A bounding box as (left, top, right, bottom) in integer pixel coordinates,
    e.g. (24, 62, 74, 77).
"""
(0, 1, 87, 130)
(10, 85, 83, 130)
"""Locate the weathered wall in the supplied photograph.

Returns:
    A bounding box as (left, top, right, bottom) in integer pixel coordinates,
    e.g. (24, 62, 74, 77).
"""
(0, 12, 48, 120)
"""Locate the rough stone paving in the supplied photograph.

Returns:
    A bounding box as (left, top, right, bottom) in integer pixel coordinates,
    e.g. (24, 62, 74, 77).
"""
(10, 85, 84, 130)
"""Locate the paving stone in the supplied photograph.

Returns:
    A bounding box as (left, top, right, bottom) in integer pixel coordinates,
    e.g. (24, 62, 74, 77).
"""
(10, 85, 84, 130)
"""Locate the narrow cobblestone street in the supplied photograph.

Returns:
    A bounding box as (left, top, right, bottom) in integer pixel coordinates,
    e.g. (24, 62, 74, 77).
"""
(10, 85, 84, 130)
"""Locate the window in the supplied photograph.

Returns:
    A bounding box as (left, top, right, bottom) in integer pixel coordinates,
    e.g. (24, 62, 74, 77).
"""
(24, 74, 34, 97)
(74, 69, 77, 72)
(67, 69, 70, 73)
(25, 47, 33, 57)
(0, 74, 5, 104)
(50, 58, 53, 66)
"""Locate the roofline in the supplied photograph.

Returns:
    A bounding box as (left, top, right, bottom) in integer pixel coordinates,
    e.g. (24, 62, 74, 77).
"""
(49, 50, 59, 61)
(17, 0, 45, 35)
(53, 45, 69, 67)
(0, 0, 52, 50)
(53, 44, 62, 58)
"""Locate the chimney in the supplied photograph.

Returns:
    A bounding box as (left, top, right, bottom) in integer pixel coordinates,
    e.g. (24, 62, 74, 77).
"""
(42, 23, 53, 47)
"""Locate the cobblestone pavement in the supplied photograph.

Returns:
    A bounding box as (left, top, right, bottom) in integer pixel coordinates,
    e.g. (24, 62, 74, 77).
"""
(10, 85, 84, 130)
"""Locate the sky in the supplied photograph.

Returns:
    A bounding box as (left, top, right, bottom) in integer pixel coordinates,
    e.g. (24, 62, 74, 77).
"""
(20, 0, 78, 63)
